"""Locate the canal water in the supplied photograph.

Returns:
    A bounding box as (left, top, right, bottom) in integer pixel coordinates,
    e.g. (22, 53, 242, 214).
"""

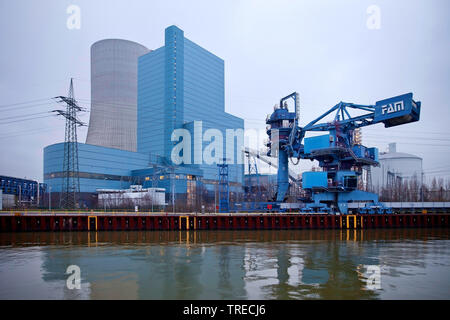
(0, 229, 449, 299)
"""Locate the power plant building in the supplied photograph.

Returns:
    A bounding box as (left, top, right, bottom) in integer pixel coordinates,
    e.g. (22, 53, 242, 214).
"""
(137, 25, 244, 191)
(43, 26, 244, 206)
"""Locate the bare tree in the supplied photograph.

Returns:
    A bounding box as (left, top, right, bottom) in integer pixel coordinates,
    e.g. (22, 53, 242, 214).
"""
(378, 175, 450, 202)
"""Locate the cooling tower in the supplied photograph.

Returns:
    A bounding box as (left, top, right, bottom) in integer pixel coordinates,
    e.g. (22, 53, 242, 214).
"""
(86, 39, 149, 152)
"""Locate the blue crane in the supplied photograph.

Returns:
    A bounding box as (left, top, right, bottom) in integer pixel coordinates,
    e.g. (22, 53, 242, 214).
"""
(266, 92, 421, 214)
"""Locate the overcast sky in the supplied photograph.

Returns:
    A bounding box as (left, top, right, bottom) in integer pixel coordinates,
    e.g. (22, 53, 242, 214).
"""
(0, 0, 449, 182)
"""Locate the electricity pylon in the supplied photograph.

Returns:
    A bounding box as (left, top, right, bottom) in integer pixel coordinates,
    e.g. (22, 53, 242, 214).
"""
(52, 78, 86, 209)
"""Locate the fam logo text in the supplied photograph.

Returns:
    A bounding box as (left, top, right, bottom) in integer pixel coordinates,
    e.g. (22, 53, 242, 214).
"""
(381, 101, 404, 115)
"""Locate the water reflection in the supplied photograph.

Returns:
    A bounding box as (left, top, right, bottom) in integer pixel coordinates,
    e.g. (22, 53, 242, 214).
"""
(0, 229, 448, 299)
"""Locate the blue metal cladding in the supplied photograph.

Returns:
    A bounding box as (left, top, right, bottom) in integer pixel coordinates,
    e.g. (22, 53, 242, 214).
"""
(304, 134, 332, 154)
(302, 171, 328, 189)
(276, 148, 289, 202)
(0, 175, 46, 200)
(374, 92, 421, 128)
(45, 178, 130, 193)
(368, 147, 379, 162)
(137, 47, 165, 156)
(182, 30, 243, 186)
(164, 26, 185, 161)
(131, 166, 204, 194)
(351, 145, 378, 162)
(183, 38, 225, 118)
(336, 171, 357, 181)
(44, 143, 149, 192)
(352, 145, 365, 158)
(182, 117, 244, 185)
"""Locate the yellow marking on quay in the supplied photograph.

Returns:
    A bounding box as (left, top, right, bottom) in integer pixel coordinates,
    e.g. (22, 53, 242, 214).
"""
(88, 216, 98, 231)
(347, 215, 357, 229)
(179, 216, 189, 230)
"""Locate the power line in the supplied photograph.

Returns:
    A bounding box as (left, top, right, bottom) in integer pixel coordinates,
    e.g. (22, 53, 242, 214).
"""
(364, 139, 450, 148)
(364, 134, 450, 142)
(424, 167, 450, 172)
(423, 169, 450, 174)
(364, 128, 449, 135)
(0, 98, 51, 108)
(0, 128, 56, 140)
(0, 102, 55, 113)
(0, 111, 51, 121)
(0, 114, 56, 125)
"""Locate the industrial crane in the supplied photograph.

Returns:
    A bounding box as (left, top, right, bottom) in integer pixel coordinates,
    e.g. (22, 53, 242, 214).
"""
(266, 92, 421, 214)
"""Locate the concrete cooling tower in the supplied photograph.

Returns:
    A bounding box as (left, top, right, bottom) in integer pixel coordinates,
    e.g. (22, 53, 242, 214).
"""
(86, 39, 149, 152)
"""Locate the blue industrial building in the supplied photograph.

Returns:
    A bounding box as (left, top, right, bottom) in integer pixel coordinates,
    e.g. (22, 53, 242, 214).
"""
(43, 26, 244, 208)
(44, 143, 149, 192)
(1, 175, 46, 207)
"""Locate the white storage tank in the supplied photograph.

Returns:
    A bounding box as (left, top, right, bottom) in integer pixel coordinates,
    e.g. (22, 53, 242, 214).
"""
(86, 39, 149, 152)
(371, 143, 423, 189)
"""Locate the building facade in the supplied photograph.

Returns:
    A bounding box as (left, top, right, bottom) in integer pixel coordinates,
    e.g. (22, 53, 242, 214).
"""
(44, 142, 149, 193)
